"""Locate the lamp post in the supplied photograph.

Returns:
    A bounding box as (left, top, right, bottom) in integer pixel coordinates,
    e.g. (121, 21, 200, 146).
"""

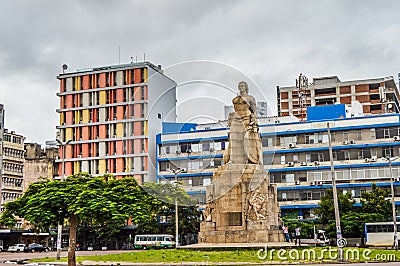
(327, 123, 343, 261)
(55, 139, 72, 260)
(383, 156, 398, 250)
(168, 168, 184, 248)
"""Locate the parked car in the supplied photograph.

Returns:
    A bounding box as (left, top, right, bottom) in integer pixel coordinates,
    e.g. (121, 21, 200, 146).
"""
(8, 244, 25, 253)
(24, 244, 49, 253)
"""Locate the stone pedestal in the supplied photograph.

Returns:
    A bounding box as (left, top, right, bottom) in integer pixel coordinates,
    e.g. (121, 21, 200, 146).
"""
(199, 164, 282, 243)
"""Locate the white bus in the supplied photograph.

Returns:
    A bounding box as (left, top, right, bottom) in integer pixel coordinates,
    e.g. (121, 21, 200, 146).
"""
(134, 234, 175, 249)
(365, 222, 400, 247)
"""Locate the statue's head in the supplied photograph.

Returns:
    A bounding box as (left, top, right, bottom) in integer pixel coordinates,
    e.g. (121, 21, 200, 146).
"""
(238, 81, 249, 95)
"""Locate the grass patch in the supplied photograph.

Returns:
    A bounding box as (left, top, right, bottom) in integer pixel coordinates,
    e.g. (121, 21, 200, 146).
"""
(31, 247, 400, 264)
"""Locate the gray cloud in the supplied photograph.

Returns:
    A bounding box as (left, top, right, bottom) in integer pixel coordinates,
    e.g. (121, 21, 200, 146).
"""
(1, 0, 400, 143)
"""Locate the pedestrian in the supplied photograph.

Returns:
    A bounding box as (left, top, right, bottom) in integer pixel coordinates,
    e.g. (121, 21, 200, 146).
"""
(295, 226, 301, 246)
(283, 225, 290, 242)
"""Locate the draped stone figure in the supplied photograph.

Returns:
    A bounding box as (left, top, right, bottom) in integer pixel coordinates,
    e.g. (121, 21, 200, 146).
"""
(224, 81, 262, 165)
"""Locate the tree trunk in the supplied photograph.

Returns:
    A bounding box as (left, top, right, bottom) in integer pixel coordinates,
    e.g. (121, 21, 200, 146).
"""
(68, 214, 77, 266)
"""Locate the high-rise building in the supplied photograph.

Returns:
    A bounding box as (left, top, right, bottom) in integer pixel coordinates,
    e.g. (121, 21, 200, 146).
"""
(56, 62, 176, 182)
(0, 104, 4, 194)
(277, 75, 400, 119)
(2, 129, 25, 207)
(157, 105, 400, 218)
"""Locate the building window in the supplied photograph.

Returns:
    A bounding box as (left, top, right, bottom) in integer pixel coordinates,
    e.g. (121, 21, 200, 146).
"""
(106, 72, 110, 87)
(382, 147, 394, 158)
(89, 75, 93, 89)
(4, 135, 11, 142)
(141, 68, 145, 83)
(96, 74, 100, 88)
(356, 131, 362, 141)
(113, 72, 117, 86)
(343, 132, 349, 141)
(141, 86, 145, 100)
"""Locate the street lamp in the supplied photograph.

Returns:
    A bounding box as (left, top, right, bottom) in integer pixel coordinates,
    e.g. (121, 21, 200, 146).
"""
(167, 168, 184, 248)
(55, 139, 72, 260)
(327, 124, 344, 261)
(383, 156, 398, 250)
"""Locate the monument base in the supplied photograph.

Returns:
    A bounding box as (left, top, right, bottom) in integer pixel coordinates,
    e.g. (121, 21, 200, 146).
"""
(199, 164, 283, 244)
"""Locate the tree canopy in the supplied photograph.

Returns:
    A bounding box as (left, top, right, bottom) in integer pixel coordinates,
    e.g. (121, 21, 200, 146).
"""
(0, 173, 197, 266)
(1, 173, 160, 229)
(316, 185, 392, 240)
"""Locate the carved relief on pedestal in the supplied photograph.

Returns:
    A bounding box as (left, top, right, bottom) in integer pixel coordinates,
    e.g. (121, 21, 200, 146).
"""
(246, 187, 267, 221)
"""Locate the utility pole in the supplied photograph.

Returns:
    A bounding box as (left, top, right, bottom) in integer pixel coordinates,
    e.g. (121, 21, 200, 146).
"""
(327, 123, 344, 261)
(383, 156, 398, 250)
(55, 139, 72, 260)
(168, 168, 184, 248)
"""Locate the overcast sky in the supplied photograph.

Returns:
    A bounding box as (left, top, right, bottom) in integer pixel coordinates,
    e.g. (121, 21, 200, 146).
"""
(1, 0, 400, 144)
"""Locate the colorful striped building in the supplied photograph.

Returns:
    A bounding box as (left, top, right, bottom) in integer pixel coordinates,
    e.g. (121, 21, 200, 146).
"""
(56, 62, 176, 182)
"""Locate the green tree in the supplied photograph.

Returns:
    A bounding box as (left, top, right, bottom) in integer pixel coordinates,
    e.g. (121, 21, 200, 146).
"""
(316, 184, 392, 242)
(340, 212, 386, 239)
(360, 184, 392, 219)
(315, 189, 355, 224)
(135, 182, 201, 245)
(0, 173, 162, 266)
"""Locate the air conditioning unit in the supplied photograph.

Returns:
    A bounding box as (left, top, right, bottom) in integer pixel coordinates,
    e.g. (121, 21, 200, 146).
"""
(287, 162, 295, 167)
(349, 140, 356, 144)
(310, 181, 315, 186)
(288, 143, 297, 148)
(395, 177, 400, 182)
(370, 157, 377, 162)
(141, 150, 145, 153)
(317, 181, 323, 185)
(78, 155, 82, 158)
(295, 180, 300, 185)
(186, 149, 192, 153)
(209, 148, 215, 152)
(301, 162, 307, 166)
(180, 168, 187, 173)
(364, 158, 370, 163)
(314, 161, 320, 166)
(176, 150, 181, 154)
(297, 216, 303, 220)
(342, 141, 349, 145)
(394, 136, 400, 141)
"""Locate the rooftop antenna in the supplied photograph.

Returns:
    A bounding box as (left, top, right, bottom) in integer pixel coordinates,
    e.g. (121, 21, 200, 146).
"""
(62, 64, 68, 74)
(136, 56, 138, 63)
(144, 53, 146, 62)
(295, 73, 309, 121)
(130, 57, 134, 63)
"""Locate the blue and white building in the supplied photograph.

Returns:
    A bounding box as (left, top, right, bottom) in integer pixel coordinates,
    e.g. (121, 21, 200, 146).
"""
(156, 104, 400, 219)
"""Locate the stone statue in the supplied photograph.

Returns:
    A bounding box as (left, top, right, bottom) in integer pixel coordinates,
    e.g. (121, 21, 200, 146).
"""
(224, 81, 262, 164)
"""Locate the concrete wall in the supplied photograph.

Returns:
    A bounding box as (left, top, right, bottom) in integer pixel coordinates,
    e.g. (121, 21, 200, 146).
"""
(147, 67, 177, 182)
